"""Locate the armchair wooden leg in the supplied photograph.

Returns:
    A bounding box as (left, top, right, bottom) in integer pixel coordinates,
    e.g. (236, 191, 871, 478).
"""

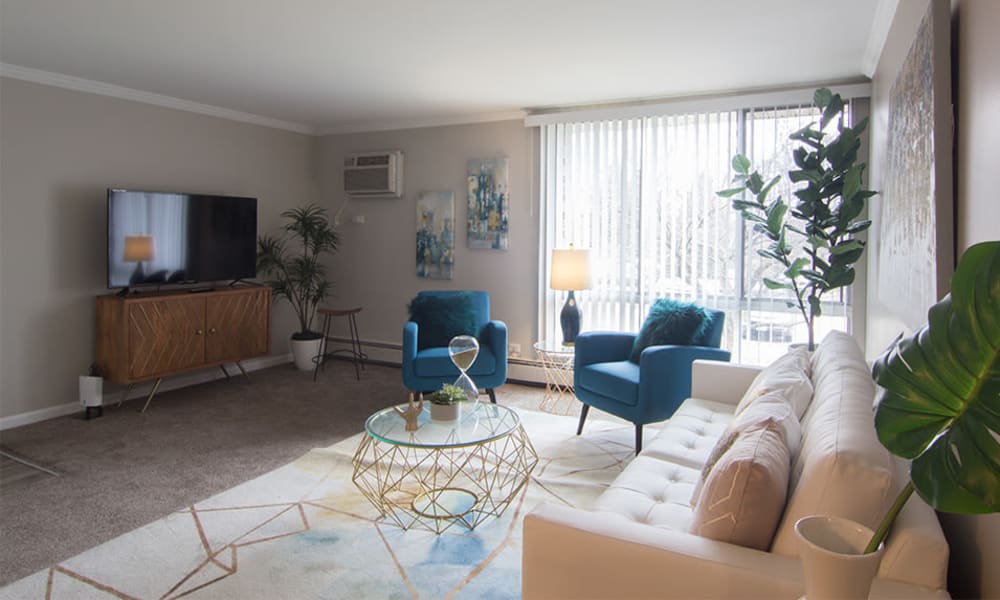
(576, 404, 590, 436)
(635, 424, 643, 455)
(487, 388, 497, 404)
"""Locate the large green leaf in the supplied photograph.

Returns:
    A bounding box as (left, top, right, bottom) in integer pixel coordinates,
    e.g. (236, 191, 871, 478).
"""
(872, 241, 1000, 514)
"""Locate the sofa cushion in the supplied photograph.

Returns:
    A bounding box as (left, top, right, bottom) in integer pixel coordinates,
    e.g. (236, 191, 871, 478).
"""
(688, 424, 791, 551)
(641, 398, 736, 468)
(628, 299, 711, 363)
(691, 390, 803, 504)
(407, 293, 478, 350)
(592, 456, 700, 531)
(735, 346, 812, 419)
(576, 360, 640, 405)
(770, 331, 895, 556)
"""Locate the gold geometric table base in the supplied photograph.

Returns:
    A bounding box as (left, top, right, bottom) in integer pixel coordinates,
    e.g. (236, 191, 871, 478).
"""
(352, 424, 538, 534)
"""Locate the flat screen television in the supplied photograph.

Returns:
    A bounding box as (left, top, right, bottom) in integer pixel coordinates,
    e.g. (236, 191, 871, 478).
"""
(107, 189, 257, 289)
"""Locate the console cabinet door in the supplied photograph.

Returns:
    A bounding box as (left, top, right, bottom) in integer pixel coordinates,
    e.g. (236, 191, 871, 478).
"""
(204, 287, 269, 363)
(128, 296, 206, 379)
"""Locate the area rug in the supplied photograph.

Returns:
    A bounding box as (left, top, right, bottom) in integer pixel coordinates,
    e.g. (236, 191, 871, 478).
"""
(1, 409, 641, 599)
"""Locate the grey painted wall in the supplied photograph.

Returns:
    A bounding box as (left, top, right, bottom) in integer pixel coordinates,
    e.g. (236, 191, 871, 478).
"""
(316, 120, 538, 359)
(0, 77, 317, 420)
(941, 1, 1000, 597)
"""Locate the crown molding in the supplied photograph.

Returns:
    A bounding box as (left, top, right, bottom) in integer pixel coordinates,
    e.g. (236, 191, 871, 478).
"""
(862, 0, 900, 78)
(0, 63, 317, 135)
(317, 110, 527, 136)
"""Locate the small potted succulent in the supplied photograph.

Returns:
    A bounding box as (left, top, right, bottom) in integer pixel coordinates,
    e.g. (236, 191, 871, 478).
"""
(427, 383, 468, 423)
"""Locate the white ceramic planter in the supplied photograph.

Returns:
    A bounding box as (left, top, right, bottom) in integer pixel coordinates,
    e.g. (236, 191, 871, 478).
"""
(795, 515, 884, 600)
(291, 337, 323, 371)
(430, 402, 461, 423)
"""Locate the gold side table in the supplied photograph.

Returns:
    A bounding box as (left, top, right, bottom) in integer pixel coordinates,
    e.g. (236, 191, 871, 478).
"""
(533, 340, 577, 415)
(352, 403, 537, 534)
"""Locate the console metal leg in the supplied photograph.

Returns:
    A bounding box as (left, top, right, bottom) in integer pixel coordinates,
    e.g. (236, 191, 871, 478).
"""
(313, 313, 332, 382)
(235, 361, 250, 382)
(139, 378, 163, 413)
(118, 383, 135, 408)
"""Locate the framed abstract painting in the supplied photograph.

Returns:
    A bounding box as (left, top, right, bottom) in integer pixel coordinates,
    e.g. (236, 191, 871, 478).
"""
(467, 158, 509, 250)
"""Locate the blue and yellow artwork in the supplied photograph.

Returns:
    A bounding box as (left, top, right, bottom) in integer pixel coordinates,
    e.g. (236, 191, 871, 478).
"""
(467, 158, 509, 250)
(416, 191, 455, 279)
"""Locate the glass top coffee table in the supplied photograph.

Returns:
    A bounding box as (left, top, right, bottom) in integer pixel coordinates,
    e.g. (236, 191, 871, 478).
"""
(352, 402, 538, 534)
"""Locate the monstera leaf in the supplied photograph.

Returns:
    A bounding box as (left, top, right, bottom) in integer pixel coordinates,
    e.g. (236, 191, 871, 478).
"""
(872, 241, 1000, 514)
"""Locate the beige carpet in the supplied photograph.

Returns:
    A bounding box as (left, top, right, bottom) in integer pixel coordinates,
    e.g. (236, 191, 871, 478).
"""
(0, 361, 606, 586)
(1, 405, 638, 599)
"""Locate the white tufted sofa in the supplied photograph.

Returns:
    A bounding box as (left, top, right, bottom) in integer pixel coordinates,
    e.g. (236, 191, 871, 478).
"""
(522, 331, 950, 599)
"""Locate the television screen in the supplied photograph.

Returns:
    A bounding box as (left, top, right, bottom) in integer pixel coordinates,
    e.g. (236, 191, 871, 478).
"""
(107, 189, 257, 288)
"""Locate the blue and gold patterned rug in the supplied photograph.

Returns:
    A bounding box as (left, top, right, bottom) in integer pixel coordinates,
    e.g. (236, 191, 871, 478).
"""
(1, 409, 639, 599)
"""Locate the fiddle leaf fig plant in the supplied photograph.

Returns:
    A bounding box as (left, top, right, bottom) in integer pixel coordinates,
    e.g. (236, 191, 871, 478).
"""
(866, 241, 1000, 553)
(719, 88, 876, 350)
(257, 204, 339, 339)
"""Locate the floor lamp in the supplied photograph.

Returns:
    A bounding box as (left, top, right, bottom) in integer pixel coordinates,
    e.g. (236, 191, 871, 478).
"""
(550, 244, 592, 346)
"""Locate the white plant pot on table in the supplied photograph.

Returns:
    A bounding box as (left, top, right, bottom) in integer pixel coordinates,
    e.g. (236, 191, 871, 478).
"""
(430, 402, 461, 423)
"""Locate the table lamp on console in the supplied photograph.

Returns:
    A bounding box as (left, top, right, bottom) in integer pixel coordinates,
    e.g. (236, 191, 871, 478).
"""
(549, 244, 591, 346)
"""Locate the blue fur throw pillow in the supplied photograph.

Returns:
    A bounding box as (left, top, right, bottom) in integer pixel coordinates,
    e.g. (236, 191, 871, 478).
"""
(628, 299, 712, 363)
(408, 293, 479, 350)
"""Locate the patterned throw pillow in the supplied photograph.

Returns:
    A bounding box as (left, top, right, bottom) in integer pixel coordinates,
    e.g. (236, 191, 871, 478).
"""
(407, 293, 478, 350)
(690, 390, 803, 505)
(628, 299, 711, 363)
(688, 423, 792, 551)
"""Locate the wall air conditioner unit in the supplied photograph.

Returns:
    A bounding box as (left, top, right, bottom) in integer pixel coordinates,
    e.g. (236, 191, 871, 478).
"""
(343, 150, 403, 197)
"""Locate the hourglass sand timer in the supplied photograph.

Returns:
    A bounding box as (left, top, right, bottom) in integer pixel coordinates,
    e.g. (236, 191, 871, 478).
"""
(448, 335, 480, 403)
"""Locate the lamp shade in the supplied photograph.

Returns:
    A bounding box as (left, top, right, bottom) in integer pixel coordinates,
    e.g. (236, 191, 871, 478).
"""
(123, 235, 155, 262)
(550, 247, 591, 291)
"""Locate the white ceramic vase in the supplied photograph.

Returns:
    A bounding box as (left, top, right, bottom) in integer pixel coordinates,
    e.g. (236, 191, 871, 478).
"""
(795, 515, 884, 600)
(291, 337, 323, 371)
(430, 402, 461, 423)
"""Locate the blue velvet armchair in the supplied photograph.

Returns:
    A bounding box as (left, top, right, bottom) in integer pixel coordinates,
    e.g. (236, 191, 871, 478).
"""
(574, 309, 730, 453)
(402, 291, 508, 403)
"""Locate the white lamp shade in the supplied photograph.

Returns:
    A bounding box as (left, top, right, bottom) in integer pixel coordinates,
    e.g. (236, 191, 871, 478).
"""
(550, 247, 591, 291)
(123, 235, 155, 262)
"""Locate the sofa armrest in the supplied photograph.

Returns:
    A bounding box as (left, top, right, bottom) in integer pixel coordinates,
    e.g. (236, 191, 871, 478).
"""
(574, 331, 635, 368)
(522, 503, 949, 599)
(690, 360, 762, 406)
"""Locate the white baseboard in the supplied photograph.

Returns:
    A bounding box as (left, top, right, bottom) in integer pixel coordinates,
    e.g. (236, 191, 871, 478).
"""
(0, 354, 292, 431)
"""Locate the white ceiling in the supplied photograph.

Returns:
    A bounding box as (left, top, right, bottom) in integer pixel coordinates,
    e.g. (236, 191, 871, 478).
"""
(0, 0, 889, 135)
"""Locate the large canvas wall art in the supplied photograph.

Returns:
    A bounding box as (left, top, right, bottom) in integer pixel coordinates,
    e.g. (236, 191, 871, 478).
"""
(467, 158, 509, 250)
(877, 3, 939, 329)
(416, 191, 455, 280)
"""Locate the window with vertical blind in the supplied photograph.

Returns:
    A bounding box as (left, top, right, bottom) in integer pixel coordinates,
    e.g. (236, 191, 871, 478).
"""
(538, 98, 861, 364)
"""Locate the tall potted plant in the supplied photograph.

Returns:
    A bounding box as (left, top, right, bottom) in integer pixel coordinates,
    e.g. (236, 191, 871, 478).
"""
(257, 204, 340, 371)
(719, 88, 876, 350)
(796, 241, 999, 599)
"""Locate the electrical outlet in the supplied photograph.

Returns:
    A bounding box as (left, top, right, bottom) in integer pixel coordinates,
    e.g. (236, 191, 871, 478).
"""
(509, 343, 521, 357)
